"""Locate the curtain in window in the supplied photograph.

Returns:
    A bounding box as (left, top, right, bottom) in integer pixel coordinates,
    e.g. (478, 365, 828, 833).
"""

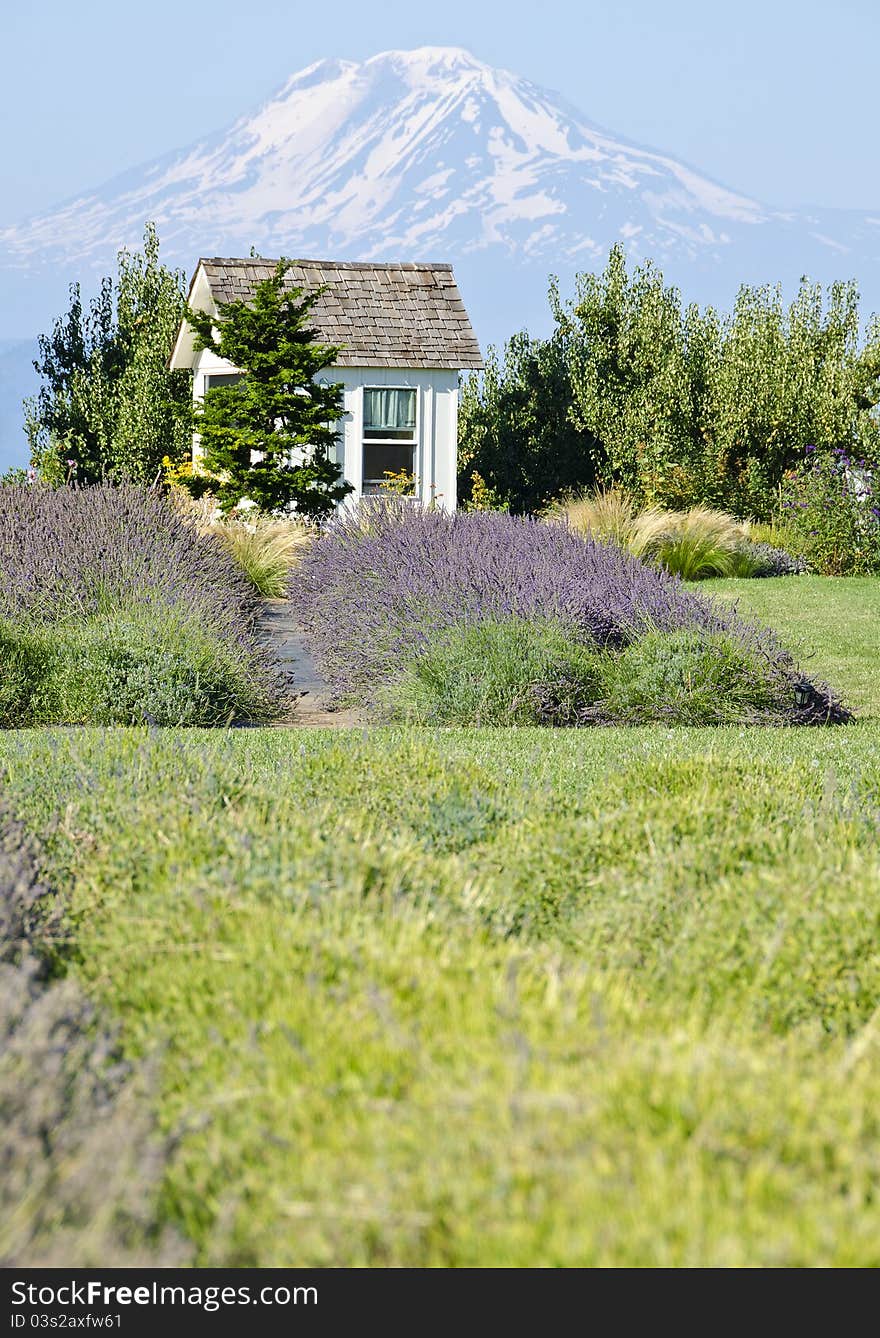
(363, 388, 416, 433)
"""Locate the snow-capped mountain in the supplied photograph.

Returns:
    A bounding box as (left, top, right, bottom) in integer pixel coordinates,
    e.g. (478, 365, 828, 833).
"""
(1, 47, 777, 269)
(2, 46, 880, 463)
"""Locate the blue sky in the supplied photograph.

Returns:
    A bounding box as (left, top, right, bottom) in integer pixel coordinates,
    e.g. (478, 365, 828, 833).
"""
(1, 0, 877, 223)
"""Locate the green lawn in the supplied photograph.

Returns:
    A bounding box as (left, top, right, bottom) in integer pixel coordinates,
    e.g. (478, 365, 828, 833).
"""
(1, 577, 879, 1266)
(706, 575, 879, 718)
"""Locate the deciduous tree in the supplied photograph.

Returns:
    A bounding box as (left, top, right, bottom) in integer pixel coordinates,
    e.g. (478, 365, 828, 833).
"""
(26, 224, 192, 483)
(457, 329, 601, 514)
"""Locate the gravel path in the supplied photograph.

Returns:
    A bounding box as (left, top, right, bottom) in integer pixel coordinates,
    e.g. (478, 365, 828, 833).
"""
(259, 600, 362, 728)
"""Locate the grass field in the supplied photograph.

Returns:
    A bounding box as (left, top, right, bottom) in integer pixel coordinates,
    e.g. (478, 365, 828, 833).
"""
(1, 576, 878, 1266)
(705, 575, 879, 718)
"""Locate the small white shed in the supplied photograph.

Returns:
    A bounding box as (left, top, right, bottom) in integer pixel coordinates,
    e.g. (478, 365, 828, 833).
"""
(169, 258, 483, 510)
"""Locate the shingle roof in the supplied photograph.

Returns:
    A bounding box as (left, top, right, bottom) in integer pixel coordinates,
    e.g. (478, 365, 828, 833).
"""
(197, 258, 483, 370)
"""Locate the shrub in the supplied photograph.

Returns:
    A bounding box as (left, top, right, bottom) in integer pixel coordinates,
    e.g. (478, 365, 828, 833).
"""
(389, 619, 844, 729)
(595, 629, 795, 725)
(458, 330, 602, 514)
(1, 610, 279, 728)
(779, 446, 880, 575)
(746, 521, 791, 548)
(556, 245, 880, 517)
(0, 483, 257, 631)
(292, 503, 847, 724)
(0, 624, 47, 728)
(75, 613, 274, 725)
(386, 619, 604, 725)
(0, 484, 283, 726)
(0, 811, 188, 1266)
(549, 487, 639, 549)
(461, 471, 508, 513)
(26, 223, 192, 486)
(739, 541, 808, 578)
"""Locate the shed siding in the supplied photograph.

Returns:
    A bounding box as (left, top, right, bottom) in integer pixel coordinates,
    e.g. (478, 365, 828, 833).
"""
(191, 352, 459, 510)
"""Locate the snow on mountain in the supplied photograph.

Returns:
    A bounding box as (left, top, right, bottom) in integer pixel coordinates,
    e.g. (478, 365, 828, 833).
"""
(0, 47, 774, 274)
(2, 45, 880, 463)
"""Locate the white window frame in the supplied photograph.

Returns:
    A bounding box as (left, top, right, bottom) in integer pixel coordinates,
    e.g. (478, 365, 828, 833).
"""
(361, 385, 420, 495)
(204, 371, 245, 392)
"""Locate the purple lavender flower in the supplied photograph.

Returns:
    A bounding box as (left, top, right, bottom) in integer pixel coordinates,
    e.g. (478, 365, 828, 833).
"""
(291, 501, 846, 721)
(0, 483, 262, 655)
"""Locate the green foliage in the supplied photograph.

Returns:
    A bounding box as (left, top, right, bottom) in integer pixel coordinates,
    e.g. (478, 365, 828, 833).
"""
(25, 224, 192, 483)
(458, 329, 601, 513)
(600, 629, 790, 724)
(4, 694, 880, 1262)
(553, 247, 711, 507)
(1, 584, 874, 1264)
(746, 520, 792, 548)
(0, 467, 31, 487)
(386, 617, 797, 728)
(0, 622, 47, 727)
(778, 446, 880, 574)
(182, 260, 352, 518)
(385, 618, 604, 724)
(0, 611, 279, 727)
(553, 245, 880, 517)
(707, 283, 880, 514)
(461, 470, 508, 512)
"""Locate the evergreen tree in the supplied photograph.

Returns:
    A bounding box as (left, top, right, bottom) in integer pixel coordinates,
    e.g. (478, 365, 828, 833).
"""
(182, 260, 352, 517)
(26, 224, 192, 483)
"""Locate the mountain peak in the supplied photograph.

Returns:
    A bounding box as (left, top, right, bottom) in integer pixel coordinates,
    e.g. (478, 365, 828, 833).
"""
(365, 45, 485, 72)
(0, 46, 877, 353)
(275, 47, 492, 105)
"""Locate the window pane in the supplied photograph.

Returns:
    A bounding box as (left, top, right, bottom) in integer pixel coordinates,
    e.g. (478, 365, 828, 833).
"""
(206, 373, 244, 391)
(363, 388, 415, 436)
(363, 427, 415, 440)
(363, 442, 415, 490)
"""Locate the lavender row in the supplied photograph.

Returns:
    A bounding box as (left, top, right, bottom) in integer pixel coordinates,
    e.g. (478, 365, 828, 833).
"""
(0, 483, 260, 648)
(292, 503, 845, 720)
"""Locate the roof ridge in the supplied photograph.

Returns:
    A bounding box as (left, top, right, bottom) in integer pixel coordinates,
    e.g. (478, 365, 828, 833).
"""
(200, 257, 454, 271)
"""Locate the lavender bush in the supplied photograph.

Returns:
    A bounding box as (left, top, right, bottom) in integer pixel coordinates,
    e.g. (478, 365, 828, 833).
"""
(0, 811, 189, 1265)
(739, 540, 809, 578)
(292, 503, 849, 724)
(0, 484, 283, 725)
(0, 483, 257, 633)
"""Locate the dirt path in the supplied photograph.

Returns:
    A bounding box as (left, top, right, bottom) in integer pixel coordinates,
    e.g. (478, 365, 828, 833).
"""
(259, 600, 362, 728)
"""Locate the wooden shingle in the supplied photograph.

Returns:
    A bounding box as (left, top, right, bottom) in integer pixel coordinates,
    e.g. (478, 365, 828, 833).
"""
(198, 257, 483, 370)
